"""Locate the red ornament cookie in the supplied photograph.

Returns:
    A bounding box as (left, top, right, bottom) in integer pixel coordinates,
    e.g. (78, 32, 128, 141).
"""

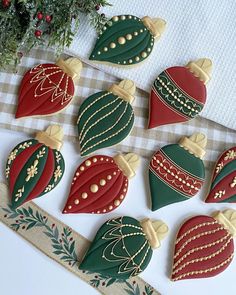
(62, 153, 140, 214)
(205, 147, 236, 203)
(16, 58, 82, 118)
(171, 210, 236, 281)
(148, 58, 212, 128)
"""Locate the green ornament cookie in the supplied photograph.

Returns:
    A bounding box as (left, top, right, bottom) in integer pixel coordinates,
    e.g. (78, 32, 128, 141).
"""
(5, 125, 65, 209)
(149, 133, 207, 210)
(77, 80, 135, 157)
(79, 216, 168, 279)
(89, 15, 166, 66)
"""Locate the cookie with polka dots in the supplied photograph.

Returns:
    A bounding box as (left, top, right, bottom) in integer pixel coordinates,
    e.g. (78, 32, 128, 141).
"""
(89, 15, 166, 66)
(62, 153, 140, 214)
(148, 58, 212, 128)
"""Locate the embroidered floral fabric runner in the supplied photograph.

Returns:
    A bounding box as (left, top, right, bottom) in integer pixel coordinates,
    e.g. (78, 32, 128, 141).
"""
(0, 183, 160, 295)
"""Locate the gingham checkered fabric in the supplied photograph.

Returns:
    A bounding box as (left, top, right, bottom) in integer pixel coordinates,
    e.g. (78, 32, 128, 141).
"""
(0, 48, 236, 169)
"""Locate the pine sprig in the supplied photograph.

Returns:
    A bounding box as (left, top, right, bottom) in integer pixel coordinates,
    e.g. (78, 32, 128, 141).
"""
(0, 0, 111, 69)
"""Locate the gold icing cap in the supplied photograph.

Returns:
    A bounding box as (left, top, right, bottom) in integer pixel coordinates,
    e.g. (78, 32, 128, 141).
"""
(35, 125, 64, 151)
(179, 133, 207, 159)
(113, 153, 140, 179)
(213, 209, 236, 237)
(142, 16, 166, 39)
(109, 80, 136, 104)
(186, 58, 212, 84)
(56, 57, 83, 80)
(140, 219, 169, 249)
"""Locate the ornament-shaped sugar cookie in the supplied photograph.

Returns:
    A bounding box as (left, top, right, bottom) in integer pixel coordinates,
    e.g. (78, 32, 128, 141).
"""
(148, 58, 212, 128)
(63, 153, 139, 214)
(16, 58, 82, 118)
(79, 216, 168, 279)
(149, 133, 207, 210)
(90, 15, 166, 66)
(77, 80, 135, 157)
(205, 147, 236, 203)
(171, 209, 236, 281)
(5, 125, 65, 209)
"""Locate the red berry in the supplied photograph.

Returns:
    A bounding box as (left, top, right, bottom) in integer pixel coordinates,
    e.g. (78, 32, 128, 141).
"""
(52, 223, 55, 228)
(95, 4, 100, 10)
(35, 30, 42, 37)
(102, 282, 105, 286)
(17, 52, 23, 58)
(45, 15, 52, 23)
(101, 13, 105, 17)
(22, 226, 26, 229)
(37, 12, 43, 20)
(4, 214, 7, 218)
(2, 0, 10, 8)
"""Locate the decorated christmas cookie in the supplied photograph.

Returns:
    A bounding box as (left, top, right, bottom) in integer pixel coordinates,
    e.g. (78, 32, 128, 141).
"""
(205, 147, 236, 203)
(5, 125, 65, 209)
(77, 80, 135, 157)
(63, 153, 139, 214)
(149, 133, 207, 210)
(79, 216, 168, 279)
(171, 209, 236, 281)
(16, 58, 82, 118)
(148, 58, 212, 128)
(89, 15, 166, 66)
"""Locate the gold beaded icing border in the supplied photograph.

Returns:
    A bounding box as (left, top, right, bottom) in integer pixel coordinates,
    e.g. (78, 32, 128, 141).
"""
(0, 183, 160, 295)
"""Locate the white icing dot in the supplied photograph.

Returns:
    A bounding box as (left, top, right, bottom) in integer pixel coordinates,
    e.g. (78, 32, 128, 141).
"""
(120, 194, 124, 200)
(121, 15, 126, 20)
(74, 199, 79, 205)
(113, 16, 119, 22)
(100, 179, 106, 186)
(80, 166, 85, 171)
(90, 184, 99, 193)
(109, 205, 113, 210)
(141, 52, 147, 58)
(81, 192, 88, 199)
(134, 31, 138, 36)
(104, 47, 108, 52)
(118, 37, 126, 45)
(129, 59, 133, 64)
(85, 160, 91, 166)
(76, 172, 79, 176)
(110, 42, 116, 49)
(126, 34, 132, 40)
(93, 158, 97, 162)
(103, 209, 107, 213)
(114, 200, 120, 206)
(135, 56, 140, 62)
(107, 175, 112, 180)
(68, 205, 72, 209)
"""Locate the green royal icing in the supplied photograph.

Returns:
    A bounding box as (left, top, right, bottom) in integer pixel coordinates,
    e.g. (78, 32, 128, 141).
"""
(89, 15, 154, 66)
(77, 90, 134, 157)
(79, 216, 152, 280)
(150, 144, 205, 211)
(153, 71, 203, 119)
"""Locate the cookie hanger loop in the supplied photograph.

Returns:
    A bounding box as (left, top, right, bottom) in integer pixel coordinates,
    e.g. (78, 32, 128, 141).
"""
(113, 153, 140, 179)
(186, 58, 212, 84)
(179, 133, 207, 159)
(142, 16, 166, 39)
(109, 80, 136, 104)
(213, 209, 236, 237)
(35, 125, 64, 151)
(56, 57, 83, 80)
(140, 219, 169, 249)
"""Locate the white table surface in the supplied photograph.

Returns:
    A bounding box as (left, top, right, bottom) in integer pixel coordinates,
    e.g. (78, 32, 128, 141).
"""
(1, 127, 236, 295)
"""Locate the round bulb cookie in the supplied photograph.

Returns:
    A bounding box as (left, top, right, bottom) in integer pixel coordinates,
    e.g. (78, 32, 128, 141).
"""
(63, 153, 140, 214)
(77, 80, 136, 157)
(149, 133, 207, 210)
(16, 58, 82, 118)
(5, 125, 65, 209)
(148, 58, 212, 128)
(205, 146, 236, 203)
(79, 216, 168, 279)
(89, 15, 166, 66)
(171, 209, 236, 281)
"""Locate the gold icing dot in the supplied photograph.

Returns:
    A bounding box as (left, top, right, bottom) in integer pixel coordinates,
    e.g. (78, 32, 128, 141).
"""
(93, 158, 97, 162)
(113, 16, 119, 22)
(74, 199, 79, 205)
(120, 194, 124, 200)
(135, 56, 140, 62)
(126, 34, 132, 40)
(107, 175, 112, 180)
(68, 205, 72, 209)
(121, 15, 126, 20)
(104, 47, 108, 52)
(134, 32, 138, 36)
(129, 59, 133, 64)
(100, 179, 106, 186)
(85, 160, 91, 166)
(80, 166, 85, 171)
(81, 192, 88, 199)
(110, 42, 116, 48)
(114, 200, 120, 206)
(141, 52, 147, 58)
(109, 205, 113, 210)
(118, 37, 126, 45)
(90, 184, 99, 193)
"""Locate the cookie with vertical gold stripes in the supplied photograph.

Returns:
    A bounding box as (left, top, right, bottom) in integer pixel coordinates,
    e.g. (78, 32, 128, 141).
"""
(171, 209, 236, 281)
(62, 153, 139, 214)
(148, 58, 212, 128)
(77, 80, 136, 157)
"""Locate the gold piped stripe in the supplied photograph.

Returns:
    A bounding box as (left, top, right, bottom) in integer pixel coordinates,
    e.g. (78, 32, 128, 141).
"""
(172, 254, 234, 281)
(173, 237, 233, 274)
(175, 221, 218, 244)
(174, 226, 224, 259)
(173, 233, 231, 269)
